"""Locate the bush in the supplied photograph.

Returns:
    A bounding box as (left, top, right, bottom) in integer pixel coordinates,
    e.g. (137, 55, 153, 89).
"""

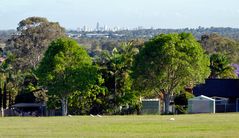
(174, 91, 194, 114)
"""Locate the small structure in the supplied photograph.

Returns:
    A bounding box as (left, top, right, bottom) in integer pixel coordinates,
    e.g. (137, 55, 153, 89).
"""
(12, 103, 46, 116)
(212, 97, 229, 112)
(193, 79, 239, 112)
(188, 95, 215, 114)
(141, 99, 160, 114)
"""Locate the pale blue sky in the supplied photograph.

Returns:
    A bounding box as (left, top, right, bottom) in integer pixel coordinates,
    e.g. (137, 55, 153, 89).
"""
(0, 0, 239, 30)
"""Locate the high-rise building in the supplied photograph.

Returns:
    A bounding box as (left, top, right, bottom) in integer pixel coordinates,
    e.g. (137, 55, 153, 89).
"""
(96, 22, 100, 31)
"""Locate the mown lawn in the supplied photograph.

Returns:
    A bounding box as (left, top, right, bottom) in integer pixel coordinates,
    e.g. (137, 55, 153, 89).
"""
(0, 113, 239, 138)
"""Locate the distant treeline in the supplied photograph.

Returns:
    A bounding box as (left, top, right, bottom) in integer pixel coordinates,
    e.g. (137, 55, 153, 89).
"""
(116, 27, 239, 40)
(2, 27, 239, 60)
(2, 27, 239, 42)
(68, 27, 239, 40)
(0, 30, 15, 43)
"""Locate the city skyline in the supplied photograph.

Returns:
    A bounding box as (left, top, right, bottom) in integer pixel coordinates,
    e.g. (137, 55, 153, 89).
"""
(77, 22, 141, 32)
(1, 0, 239, 30)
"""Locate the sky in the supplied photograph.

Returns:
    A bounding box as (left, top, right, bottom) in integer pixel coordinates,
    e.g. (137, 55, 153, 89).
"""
(0, 0, 239, 30)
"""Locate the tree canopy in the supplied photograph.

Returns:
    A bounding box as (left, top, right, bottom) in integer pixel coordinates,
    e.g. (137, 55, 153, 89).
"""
(5, 17, 65, 71)
(95, 42, 140, 114)
(200, 33, 239, 64)
(209, 53, 237, 79)
(132, 33, 210, 114)
(36, 37, 98, 116)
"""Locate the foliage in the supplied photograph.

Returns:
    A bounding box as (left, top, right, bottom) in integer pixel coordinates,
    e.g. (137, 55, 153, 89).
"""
(13, 72, 47, 104)
(5, 17, 65, 71)
(46, 95, 61, 110)
(0, 52, 21, 108)
(68, 74, 107, 115)
(174, 91, 194, 105)
(200, 33, 239, 64)
(174, 91, 194, 114)
(36, 37, 98, 115)
(95, 42, 140, 114)
(20, 74, 38, 93)
(132, 33, 210, 114)
(209, 53, 237, 79)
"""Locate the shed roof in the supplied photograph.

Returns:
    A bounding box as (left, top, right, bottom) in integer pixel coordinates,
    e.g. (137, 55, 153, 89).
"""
(189, 95, 215, 101)
(12, 103, 46, 108)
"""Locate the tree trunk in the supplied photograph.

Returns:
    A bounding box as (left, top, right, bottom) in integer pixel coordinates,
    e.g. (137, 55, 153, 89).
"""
(61, 97, 68, 116)
(164, 93, 171, 114)
(3, 82, 7, 109)
(0, 88, 2, 109)
(8, 91, 11, 108)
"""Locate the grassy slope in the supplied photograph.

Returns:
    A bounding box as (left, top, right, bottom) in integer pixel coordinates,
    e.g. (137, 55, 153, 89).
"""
(0, 113, 239, 138)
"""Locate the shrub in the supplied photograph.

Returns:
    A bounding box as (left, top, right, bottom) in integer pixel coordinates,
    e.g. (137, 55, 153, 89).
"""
(174, 91, 194, 114)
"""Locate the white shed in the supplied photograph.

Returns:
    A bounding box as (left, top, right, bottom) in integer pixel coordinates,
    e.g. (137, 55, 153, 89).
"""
(188, 95, 215, 114)
(141, 99, 160, 114)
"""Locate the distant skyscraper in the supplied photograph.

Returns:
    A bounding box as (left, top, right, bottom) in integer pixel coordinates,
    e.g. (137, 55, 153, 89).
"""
(96, 22, 100, 31)
(104, 25, 107, 31)
(82, 25, 92, 32)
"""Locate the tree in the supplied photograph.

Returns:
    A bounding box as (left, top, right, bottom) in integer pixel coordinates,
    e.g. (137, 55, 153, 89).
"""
(67, 76, 106, 115)
(96, 42, 140, 114)
(36, 37, 98, 116)
(0, 53, 19, 109)
(200, 33, 239, 64)
(209, 53, 237, 79)
(15, 73, 47, 104)
(5, 17, 65, 71)
(132, 33, 210, 114)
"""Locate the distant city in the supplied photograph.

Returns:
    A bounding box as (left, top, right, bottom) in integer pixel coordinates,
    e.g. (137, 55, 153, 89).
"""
(66, 23, 239, 41)
(76, 22, 146, 32)
(2, 22, 239, 42)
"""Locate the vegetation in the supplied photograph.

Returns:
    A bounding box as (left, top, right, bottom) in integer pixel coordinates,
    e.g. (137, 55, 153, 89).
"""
(36, 37, 98, 116)
(95, 42, 140, 114)
(132, 33, 210, 114)
(5, 17, 65, 71)
(200, 33, 239, 64)
(174, 91, 194, 114)
(0, 53, 19, 109)
(1, 114, 239, 137)
(209, 53, 237, 79)
(1, 16, 239, 115)
(0, 30, 14, 43)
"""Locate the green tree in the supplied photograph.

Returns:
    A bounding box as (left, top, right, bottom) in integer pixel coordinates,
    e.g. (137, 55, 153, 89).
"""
(209, 53, 237, 79)
(96, 42, 140, 114)
(68, 76, 106, 115)
(5, 17, 65, 71)
(132, 33, 210, 114)
(14, 72, 47, 104)
(36, 37, 98, 116)
(0, 53, 21, 109)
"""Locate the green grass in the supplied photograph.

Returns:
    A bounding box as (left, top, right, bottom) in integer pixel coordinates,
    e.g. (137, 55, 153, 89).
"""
(0, 113, 239, 138)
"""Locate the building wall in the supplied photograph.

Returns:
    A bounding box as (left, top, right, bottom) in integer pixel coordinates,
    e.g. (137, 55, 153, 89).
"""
(188, 100, 215, 113)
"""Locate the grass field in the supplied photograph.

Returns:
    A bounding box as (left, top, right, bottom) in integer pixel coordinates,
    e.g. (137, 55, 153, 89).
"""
(0, 113, 239, 138)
